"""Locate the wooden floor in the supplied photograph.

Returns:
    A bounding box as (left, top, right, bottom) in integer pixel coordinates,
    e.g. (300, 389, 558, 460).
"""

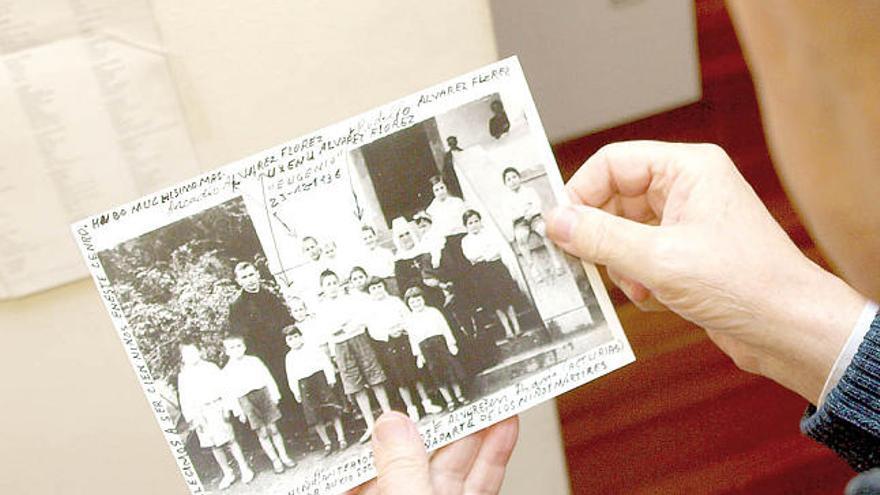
(552, 1, 855, 493)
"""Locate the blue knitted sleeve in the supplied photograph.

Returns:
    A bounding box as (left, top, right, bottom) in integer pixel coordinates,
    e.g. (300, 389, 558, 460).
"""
(801, 311, 880, 471)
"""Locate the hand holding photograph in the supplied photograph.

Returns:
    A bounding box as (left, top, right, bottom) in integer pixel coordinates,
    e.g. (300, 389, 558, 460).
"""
(72, 57, 635, 495)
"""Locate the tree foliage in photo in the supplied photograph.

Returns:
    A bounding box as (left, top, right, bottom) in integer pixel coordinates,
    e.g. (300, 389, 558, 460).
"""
(97, 197, 272, 383)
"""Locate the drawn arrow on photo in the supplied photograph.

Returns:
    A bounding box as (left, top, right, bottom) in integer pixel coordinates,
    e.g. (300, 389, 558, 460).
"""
(259, 175, 293, 288)
(347, 160, 365, 221)
(352, 190, 365, 220)
(271, 268, 297, 288)
(272, 211, 297, 238)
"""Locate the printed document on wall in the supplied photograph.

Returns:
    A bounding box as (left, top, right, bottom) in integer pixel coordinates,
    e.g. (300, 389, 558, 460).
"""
(0, 0, 199, 298)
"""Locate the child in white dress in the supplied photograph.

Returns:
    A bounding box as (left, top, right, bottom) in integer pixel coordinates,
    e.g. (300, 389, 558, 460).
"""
(178, 342, 253, 489)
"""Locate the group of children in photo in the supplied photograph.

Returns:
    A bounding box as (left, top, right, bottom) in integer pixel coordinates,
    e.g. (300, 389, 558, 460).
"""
(174, 164, 562, 490)
(178, 336, 295, 490)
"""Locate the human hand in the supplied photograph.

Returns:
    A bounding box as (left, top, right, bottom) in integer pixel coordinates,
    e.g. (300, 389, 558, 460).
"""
(546, 141, 867, 403)
(345, 412, 519, 495)
(228, 405, 244, 420)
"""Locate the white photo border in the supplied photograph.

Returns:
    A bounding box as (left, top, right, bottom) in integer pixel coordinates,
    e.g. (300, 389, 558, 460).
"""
(71, 56, 635, 495)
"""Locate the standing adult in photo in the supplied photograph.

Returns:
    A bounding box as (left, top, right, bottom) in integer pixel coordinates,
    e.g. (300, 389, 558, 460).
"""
(228, 261, 297, 416)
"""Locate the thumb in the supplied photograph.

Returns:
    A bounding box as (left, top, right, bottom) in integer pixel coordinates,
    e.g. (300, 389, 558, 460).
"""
(546, 205, 657, 283)
(372, 412, 432, 494)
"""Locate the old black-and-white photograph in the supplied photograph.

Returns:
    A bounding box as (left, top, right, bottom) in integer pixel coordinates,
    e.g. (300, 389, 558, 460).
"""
(97, 197, 319, 492)
(78, 58, 633, 495)
(339, 92, 616, 408)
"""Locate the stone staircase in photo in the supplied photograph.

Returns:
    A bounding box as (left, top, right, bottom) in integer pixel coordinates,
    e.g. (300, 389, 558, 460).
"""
(470, 324, 610, 396)
(471, 328, 560, 395)
(495, 328, 550, 359)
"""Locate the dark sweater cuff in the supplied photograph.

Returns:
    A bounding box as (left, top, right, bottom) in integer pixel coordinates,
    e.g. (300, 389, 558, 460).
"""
(801, 310, 880, 471)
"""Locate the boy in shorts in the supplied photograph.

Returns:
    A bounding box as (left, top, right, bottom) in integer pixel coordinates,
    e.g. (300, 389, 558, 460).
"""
(318, 270, 392, 442)
(221, 335, 296, 474)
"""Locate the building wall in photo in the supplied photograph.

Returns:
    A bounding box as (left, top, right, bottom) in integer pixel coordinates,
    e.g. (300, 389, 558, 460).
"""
(434, 95, 548, 240)
(432, 97, 598, 336)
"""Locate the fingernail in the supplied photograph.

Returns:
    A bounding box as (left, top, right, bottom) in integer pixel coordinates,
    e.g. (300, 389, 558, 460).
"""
(548, 206, 578, 243)
(374, 412, 414, 446)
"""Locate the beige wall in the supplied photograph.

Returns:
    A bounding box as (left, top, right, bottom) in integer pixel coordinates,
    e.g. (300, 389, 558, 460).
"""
(491, 0, 701, 141)
(0, 2, 572, 494)
(152, 0, 500, 169)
